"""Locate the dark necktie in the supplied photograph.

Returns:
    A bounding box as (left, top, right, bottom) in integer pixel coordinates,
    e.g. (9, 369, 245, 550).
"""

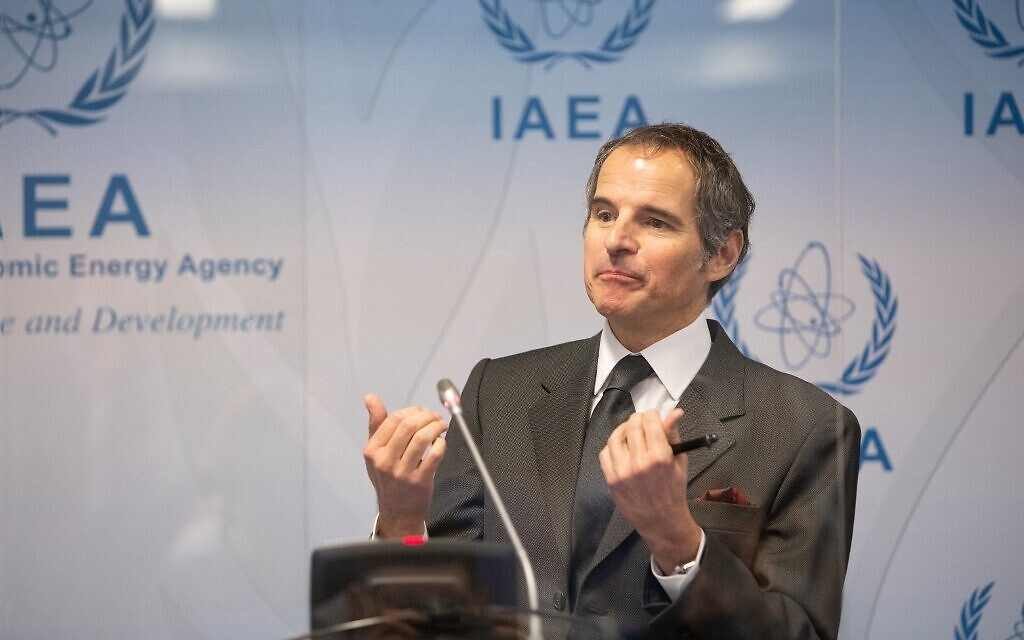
(570, 354, 653, 600)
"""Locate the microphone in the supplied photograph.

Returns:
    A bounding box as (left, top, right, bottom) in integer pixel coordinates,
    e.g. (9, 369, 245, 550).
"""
(437, 379, 544, 640)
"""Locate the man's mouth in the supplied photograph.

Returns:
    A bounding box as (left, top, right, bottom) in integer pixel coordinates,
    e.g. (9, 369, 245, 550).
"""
(597, 269, 643, 283)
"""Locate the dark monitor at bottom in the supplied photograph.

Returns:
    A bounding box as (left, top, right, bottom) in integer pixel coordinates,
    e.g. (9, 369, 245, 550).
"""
(310, 540, 519, 638)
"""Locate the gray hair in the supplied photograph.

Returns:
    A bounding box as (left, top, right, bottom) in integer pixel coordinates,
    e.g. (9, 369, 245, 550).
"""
(584, 123, 754, 300)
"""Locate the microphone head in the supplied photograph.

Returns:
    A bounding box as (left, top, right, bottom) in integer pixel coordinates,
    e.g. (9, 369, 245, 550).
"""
(436, 378, 462, 412)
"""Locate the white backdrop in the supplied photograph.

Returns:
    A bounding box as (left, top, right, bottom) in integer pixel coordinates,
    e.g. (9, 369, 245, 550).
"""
(1, 1, 1022, 638)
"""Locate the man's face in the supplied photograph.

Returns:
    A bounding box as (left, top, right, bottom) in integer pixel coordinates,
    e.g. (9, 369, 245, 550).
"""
(583, 146, 714, 343)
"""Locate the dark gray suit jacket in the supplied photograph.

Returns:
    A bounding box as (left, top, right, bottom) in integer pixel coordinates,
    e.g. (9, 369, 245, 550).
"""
(428, 320, 860, 639)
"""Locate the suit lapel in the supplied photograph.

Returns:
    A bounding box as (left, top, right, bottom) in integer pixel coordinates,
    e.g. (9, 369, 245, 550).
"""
(584, 321, 746, 579)
(527, 335, 600, 572)
(679, 383, 737, 480)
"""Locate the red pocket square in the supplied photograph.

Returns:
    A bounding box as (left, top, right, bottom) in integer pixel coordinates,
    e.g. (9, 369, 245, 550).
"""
(697, 486, 755, 506)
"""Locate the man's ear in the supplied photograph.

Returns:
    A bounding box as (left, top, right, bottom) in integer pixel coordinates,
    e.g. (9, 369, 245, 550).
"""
(706, 229, 744, 282)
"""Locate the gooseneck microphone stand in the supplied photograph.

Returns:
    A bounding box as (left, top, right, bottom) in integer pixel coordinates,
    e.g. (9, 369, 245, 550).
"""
(437, 379, 544, 640)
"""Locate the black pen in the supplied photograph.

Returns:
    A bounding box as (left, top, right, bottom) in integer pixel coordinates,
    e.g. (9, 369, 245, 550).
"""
(671, 433, 718, 455)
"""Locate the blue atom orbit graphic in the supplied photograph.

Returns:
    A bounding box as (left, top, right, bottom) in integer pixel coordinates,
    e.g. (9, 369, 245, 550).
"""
(529, 0, 602, 39)
(0, 0, 94, 91)
(754, 241, 856, 370)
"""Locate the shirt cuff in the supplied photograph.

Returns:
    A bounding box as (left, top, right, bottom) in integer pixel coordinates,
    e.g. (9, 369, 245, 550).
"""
(370, 513, 429, 540)
(650, 528, 706, 602)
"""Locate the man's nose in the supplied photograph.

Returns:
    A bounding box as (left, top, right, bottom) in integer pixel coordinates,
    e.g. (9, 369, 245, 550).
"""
(604, 218, 638, 254)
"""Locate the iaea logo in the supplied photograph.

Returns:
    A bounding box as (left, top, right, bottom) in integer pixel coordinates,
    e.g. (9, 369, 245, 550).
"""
(712, 242, 898, 396)
(952, 1, 1024, 136)
(953, 0, 1024, 67)
(480, 0, 654, 70)
(953, 582, 1024, 640)
(0, 0, 154, 135)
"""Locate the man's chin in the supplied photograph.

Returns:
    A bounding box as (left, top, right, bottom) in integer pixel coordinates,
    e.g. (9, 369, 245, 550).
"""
(593, 302, 638, 324)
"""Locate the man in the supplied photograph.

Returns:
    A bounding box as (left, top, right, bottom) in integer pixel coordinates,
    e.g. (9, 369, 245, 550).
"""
(363, 123, 860, 639)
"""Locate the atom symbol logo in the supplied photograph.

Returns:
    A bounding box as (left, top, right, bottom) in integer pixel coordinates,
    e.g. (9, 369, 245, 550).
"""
(753, 241, 856, 370)
(0, 0, 94, 91)
(0, 0, 154, 136)
(481, 0, 653, 70)
(712, 241, 897, 396)
(530, 0, 602, 39)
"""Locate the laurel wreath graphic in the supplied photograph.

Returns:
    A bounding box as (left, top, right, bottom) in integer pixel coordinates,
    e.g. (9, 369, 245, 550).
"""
(711, 253, 898, 396)
(953, 0, 1024, 66)
(955, 581, 994, 640)
(0, 0, 155, 135)
(817, 255, 898, 395)
(480, 0, 654, 70)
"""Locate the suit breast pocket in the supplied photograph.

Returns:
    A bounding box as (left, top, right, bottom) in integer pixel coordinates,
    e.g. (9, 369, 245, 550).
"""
(688, 500, 765, 569)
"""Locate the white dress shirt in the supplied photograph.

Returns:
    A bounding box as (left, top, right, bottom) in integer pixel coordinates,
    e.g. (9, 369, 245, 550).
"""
(593, 312, 712, 601)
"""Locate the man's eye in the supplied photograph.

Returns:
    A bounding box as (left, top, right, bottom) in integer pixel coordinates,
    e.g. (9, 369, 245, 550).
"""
(647, 218, 666, 229)
(593, 210, 614, 222)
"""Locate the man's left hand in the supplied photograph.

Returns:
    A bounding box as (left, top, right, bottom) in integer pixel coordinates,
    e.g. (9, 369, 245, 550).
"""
(599, 408, 702, 573)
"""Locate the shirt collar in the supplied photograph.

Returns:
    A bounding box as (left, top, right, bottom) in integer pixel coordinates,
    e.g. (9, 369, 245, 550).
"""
(595, 312, 712, 400)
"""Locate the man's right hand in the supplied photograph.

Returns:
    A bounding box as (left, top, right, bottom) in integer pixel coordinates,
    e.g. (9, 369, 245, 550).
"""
(362, 393, 449, 538)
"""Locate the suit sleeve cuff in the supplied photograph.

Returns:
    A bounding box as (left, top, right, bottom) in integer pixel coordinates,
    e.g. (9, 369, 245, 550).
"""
(649, 528, 706, 601)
